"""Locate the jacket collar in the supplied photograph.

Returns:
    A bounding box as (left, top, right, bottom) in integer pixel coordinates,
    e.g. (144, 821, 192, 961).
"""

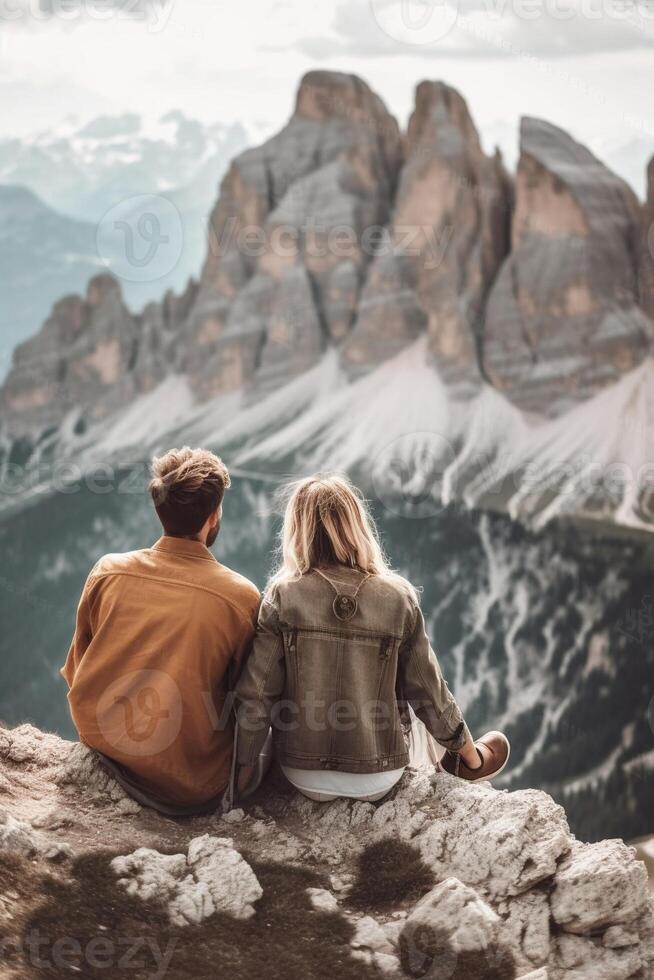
(152, 536, 217, 562)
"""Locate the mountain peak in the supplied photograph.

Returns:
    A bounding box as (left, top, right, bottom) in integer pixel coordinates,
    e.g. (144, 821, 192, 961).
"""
(482, 113, 650, 415)
(408, 80, 481, 154)
(86, 274, 122, 307)
(520, 116, 639, 210)
(294, 70, 390, 125)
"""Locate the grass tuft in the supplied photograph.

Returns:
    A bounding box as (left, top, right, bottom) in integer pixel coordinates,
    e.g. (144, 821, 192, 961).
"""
(348, 837, 436, 912)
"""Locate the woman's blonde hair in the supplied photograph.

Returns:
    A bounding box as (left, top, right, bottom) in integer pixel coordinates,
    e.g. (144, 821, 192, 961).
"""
(269, 473, 415, 598)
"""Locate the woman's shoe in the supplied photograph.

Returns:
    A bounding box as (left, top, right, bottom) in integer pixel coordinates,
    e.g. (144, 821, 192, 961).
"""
(441, 731, 510, 782)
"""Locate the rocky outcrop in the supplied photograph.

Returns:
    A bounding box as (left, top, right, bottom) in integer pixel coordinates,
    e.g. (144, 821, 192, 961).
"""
(343, 81, 511, 393)
(0, 809, 38, 857)
(0, 274, 198, 443)
(483, 118, 653, 416)
(1, 723, 652, 979)
(399, 877, 516, 978)
(179, 70, 403, 399)
(0, 275, 140, 439)
(111, 835, 263, 925)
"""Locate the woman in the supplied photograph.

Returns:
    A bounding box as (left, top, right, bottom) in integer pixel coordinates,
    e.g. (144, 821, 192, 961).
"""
(234, 474, 509, 803)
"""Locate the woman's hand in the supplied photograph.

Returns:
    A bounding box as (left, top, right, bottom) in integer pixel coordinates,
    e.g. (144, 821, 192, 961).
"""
(458, 734, 483, 770)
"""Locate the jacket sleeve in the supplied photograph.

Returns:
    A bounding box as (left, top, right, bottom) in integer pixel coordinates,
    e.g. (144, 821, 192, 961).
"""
(226, 593, 261, 690)
(235, 591, 286, 765)
(397, 600, 470, 751)
(60, 569, 97, 688)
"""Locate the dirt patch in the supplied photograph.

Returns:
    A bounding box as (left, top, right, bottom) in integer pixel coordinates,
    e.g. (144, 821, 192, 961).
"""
(18, 849, 384, 980)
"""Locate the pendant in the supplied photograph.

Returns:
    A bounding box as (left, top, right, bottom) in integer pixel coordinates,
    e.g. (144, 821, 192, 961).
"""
(333, 594, 357, 621)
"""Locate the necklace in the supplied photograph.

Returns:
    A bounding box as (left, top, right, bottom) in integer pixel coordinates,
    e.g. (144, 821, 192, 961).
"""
(314, 568, 370, 622)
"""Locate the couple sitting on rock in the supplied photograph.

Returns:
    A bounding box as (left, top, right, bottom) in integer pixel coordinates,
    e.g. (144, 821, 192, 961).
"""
(62, 446, 510, 816)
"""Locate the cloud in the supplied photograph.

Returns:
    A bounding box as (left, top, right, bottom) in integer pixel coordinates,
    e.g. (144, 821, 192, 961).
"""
(291, 0, 654, 61)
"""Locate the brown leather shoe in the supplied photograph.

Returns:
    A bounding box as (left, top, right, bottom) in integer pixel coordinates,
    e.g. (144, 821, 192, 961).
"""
(441, 731, 510, 782)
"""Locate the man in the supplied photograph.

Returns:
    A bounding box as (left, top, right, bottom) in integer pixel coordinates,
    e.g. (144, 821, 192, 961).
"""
(61, 447, 261, 815)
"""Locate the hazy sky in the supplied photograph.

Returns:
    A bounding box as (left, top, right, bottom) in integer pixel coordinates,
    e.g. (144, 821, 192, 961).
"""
(1, 0, 653, 189)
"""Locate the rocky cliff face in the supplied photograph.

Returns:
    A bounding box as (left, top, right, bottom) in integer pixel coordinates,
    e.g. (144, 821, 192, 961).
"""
(483, 118, 653, 417)
(0, 275, 139, 440)
(343, 81, 511, 393)
(0, 185, 101, 382)
(180, 70, 402, 400)
(0, 274, 198, 442)
(0, 724, 652, 980)
(2, 70, 652, 451)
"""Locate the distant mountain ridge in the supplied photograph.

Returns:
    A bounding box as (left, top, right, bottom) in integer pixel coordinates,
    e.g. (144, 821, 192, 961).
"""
(0, 111, 248, 221)
(1, 70, 653, 531)
(0, 112, 249, 379)
(0, 184, 100, 381)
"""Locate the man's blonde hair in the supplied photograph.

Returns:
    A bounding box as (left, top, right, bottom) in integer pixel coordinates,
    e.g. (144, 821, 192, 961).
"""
(149, 447, 230, 536)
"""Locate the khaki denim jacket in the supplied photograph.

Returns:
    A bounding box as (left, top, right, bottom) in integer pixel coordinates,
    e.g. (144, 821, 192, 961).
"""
(235, 565, 470, 773)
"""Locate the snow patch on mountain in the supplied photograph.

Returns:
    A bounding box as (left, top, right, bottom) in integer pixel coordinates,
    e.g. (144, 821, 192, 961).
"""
(87, 375, 196, 457)
(195, 348, 344, 460)
(3, 336, 653, 535)
(218, 341, 654, 534)
(489, 356, 654, 531)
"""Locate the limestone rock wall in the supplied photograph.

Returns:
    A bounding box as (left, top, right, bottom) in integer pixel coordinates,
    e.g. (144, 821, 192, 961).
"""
(179, 70, 403, 400)
(483, 118, 653, 416)
(1, 73, 653, 445)
(343, 81, 511, 393)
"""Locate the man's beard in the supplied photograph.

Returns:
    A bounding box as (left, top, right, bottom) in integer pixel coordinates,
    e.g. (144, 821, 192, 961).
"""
(206, 520, 221, 547)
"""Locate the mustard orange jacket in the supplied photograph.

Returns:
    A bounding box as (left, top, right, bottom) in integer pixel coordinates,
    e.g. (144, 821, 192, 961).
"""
(62, 536, 260, 806)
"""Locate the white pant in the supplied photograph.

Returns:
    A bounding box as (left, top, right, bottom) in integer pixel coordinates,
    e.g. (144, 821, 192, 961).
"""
(297, 787, 392, 803)
(283, 712, 444, 804)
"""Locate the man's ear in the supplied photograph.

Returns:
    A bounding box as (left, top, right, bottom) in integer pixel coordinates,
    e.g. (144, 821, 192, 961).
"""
(211, 505, 222, 527)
